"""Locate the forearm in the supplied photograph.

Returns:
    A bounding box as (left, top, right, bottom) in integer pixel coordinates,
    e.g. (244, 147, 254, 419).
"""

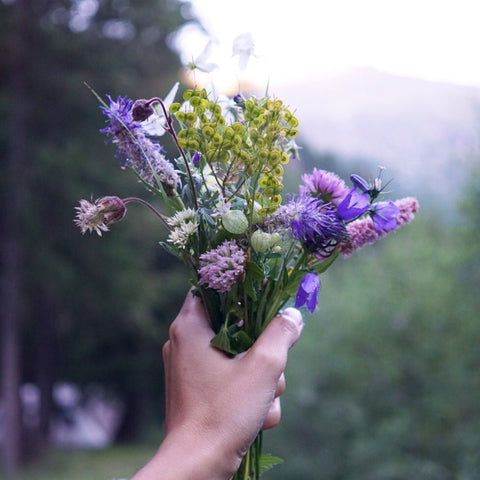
(130, 428, 240, 480)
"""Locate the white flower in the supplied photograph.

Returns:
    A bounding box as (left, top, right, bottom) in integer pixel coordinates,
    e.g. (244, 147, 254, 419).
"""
(166, 208, 198, 249)
(166, 208, 196, 227)
(186, 40, 218, 73)
(232, 33, 255, 71)
(141, 82, 180, 136)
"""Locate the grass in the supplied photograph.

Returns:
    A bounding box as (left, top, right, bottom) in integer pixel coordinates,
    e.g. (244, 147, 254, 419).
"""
(0, 443, 156, 480)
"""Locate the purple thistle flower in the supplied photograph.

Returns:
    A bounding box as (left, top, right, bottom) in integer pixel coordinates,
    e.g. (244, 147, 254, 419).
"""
(300, 168, 350, 205)
(100, 95, 179, 195)
(198, 240, 246, 293)
(294, 272, 320, 313)
(337, 187, 370, 221)
(370, 200, 400, 231)
(268, 194, 348, 258)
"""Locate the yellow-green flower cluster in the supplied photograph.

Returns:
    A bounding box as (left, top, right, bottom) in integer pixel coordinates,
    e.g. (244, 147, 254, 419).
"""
(169, 89, 299, 216)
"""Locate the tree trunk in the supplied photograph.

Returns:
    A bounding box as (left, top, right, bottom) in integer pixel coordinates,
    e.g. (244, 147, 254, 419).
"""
(0, 0, 29, 474)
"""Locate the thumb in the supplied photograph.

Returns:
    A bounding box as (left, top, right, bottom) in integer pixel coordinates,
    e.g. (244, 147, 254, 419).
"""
(245, 308, 303, 372)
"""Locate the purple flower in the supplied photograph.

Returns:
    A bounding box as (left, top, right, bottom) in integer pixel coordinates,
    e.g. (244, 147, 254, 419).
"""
(268, 194, 348, 258)
(294, 273, 320, 313)
(337, 187, 370, 221)
(198, 240, 246, 293)
(192, 151, 200, 165)
(100, 95, 179, 195)
(100, 95, 140, 137)
(300, 168, 349, 205)
(340, 196, 418, 257)
(371, 200, 400, 231)
(350, 174, 369, 193)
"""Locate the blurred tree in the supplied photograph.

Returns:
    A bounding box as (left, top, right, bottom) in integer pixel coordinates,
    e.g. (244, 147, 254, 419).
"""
(0, 0, 193, 473)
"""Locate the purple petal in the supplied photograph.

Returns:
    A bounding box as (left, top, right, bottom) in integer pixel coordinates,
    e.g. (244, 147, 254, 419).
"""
(371, 200, 400, 231)
(350, 174, 369, 193)
(337, 188, 370, 220)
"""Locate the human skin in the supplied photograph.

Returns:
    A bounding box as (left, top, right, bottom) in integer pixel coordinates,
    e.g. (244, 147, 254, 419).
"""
(130, 291, 303, 480)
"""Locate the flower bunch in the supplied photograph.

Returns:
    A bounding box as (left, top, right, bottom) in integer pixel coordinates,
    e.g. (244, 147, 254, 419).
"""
(75, 84, 418, 478)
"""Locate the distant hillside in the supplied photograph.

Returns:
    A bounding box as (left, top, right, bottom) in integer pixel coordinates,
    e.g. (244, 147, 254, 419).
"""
(268, 67, 480, 210)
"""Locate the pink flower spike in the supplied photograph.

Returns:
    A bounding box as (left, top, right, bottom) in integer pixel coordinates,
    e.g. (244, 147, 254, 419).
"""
(340, 196, 418, 257)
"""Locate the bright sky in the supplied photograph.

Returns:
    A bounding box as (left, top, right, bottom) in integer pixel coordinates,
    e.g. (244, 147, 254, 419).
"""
(175, 0, 480, 90)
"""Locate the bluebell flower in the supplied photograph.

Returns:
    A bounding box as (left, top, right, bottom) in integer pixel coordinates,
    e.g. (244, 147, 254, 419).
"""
(337, 187, 370, 220)
(294, 272, 320, 313)
(371, 200, 400, 231)
(350, 174, 370, 193)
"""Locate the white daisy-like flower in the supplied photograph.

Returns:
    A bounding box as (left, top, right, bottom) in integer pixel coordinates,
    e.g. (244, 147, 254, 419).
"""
(166, 208, 196, 227)
(166, 208, 198, 249)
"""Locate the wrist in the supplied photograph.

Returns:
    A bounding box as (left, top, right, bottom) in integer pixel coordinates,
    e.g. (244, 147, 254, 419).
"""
(131, 424, 241, 480)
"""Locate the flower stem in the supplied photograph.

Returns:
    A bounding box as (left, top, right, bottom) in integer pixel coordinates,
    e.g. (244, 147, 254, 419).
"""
(122, 196, 171, 230)
(146, 97, 199, 210)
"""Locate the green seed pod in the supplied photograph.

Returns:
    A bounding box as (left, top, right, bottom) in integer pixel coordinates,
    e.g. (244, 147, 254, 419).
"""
(168, 102, 181, 113)
(183, 89, 193, 100)
(250, 202, 265, 224)
(251, 230, 272, 252)
(222, 210, 248, 234)
(185, 111, 197, 124)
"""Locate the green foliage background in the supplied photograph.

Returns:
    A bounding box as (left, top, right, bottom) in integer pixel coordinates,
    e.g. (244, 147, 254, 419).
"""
(1, 0, 480, 478)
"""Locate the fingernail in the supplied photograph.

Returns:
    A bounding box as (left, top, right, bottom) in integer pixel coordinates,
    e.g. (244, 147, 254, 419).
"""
(279, 308, 304, 328)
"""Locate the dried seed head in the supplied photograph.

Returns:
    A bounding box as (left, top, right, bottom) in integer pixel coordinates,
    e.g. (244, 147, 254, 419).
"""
(131, 99, 155, 122)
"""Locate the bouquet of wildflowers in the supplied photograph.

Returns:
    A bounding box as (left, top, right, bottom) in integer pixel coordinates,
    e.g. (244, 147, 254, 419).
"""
(75, 83, 418, 478)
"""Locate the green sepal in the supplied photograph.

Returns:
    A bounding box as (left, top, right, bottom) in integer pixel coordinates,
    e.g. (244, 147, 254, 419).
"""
(259, 452, 283, 473)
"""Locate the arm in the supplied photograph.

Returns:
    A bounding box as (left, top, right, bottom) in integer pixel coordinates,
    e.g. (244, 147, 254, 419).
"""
(131, 290, 303, 480)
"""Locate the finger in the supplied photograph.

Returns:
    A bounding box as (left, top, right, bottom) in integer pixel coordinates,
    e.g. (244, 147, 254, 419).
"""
(262, 397, 281, 430)
(169, 290, 213, 343)
(275, 373, 286, 398)
(246, 308, 303, 373)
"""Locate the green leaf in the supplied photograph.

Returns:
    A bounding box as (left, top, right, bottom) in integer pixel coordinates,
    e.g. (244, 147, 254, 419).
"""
(229, 329, 253, 352)
(210, 327, 235, 354)
(311, 248, 340, 274)
(246, 261, 265, 281)
(210, 326, 254, 355)
(259, 453, 283, 473)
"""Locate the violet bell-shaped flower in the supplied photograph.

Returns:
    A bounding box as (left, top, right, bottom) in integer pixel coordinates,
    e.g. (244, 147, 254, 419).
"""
(350, 174, 370, 193)
(371, 200, 400, 231)
(337, 187, 370, 221)
(294, 272, 320, 313)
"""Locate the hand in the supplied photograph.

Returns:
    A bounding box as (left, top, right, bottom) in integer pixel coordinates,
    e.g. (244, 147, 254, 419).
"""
(131, 291, 303, 480)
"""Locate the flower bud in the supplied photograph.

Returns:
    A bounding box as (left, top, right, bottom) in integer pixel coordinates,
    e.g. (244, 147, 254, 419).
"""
(131, 99, 155, 121)
(222, 210, 248, 234)
(250, 230, 271, 252)
(97, 196, 127, 225)
(250, 230, 281, 252)
(74, 196, 126, 236)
